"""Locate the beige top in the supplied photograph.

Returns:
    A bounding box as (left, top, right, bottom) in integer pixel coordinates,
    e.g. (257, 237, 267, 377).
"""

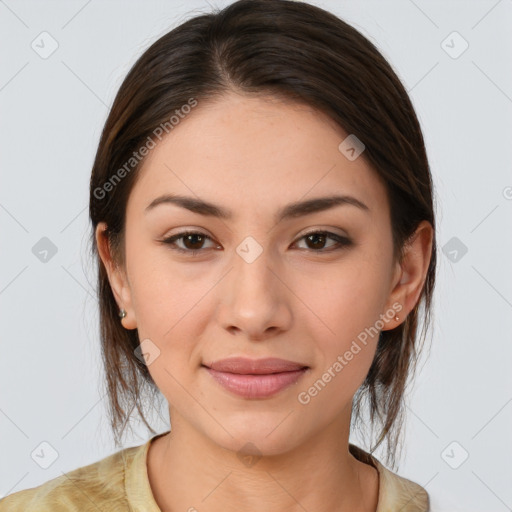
(0, 431, 429, 511)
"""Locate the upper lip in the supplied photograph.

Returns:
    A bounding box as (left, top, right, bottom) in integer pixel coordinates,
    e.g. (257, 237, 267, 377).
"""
(203, 357, 308, 375)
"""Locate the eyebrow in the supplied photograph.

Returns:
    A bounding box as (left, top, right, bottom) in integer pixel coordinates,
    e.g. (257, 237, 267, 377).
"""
(145, 193, 369, 223)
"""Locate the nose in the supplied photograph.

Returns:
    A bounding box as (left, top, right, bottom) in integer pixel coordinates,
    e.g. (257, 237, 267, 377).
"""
(215, 244, 293, 340)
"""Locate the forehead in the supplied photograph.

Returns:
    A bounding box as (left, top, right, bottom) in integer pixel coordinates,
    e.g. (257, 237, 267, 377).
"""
(126, 93, 389, 223)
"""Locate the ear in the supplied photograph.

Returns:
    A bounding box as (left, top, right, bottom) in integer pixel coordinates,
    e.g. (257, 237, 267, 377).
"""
(95, 222, 137, 330)
(383, 220, 434, 330)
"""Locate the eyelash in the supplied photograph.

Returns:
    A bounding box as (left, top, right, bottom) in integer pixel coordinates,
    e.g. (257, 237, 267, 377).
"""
(161, 230, 353, 256)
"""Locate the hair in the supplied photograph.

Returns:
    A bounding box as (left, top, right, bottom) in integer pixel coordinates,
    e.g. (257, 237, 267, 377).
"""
(88, 0, 437, 469)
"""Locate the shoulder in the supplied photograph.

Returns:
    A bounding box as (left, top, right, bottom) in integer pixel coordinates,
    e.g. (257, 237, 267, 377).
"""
(349, 443, 430, 512)
(375, 460, 430, 511)
(0, 444, 142, 512)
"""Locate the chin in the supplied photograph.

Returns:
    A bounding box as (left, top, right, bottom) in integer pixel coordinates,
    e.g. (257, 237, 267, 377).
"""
(204, 416, 306, 459)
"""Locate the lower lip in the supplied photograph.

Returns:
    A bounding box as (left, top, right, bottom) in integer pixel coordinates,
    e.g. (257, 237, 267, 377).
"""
(203, 367, 308, 399)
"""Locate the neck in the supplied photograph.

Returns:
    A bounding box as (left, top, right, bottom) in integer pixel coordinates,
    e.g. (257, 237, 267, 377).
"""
(147, 410, 379, 512)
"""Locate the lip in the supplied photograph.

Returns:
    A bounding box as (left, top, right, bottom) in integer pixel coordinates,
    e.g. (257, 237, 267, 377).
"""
(205, 357, 308, 374)
(202, 357, 309, 399)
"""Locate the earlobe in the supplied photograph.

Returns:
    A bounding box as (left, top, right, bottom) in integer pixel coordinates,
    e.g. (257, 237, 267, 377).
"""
(384, 220, 433, 329)
(95, 222, 137, 330)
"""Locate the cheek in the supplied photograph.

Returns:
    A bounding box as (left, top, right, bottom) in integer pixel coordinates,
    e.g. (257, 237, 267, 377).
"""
(126, 242, 210, 337)
(293, 251, 391, 397)
(125, 254, 217, 405)
(298, 254, 390, 338)
(295, 273, 383, 418)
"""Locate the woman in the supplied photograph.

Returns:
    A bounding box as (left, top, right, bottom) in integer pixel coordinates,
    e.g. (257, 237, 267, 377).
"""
(0, 0, 436, 510)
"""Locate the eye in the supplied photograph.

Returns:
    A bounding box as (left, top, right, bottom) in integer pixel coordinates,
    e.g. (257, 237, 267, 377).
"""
(293, 230, 353, 252)
(161, 230, 219, 255)
(161, 229, 352, 255)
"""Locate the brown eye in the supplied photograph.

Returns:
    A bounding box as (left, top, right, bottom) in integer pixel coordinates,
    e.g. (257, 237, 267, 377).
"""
(305, 232, 328, 250)
(162, 231, 217, 254)
(162, 229, 352, 256)
(295, 231, 352, 252)
(181, 233, 206, 250)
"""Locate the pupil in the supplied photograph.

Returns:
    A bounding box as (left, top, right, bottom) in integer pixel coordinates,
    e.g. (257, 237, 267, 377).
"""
(185, 234, 203, 250)
(308, 233, 325, 249)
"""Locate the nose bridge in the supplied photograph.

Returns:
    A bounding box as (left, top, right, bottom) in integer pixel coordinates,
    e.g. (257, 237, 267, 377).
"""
(216, 234, 291, 336)
(232, 234, 278, 299)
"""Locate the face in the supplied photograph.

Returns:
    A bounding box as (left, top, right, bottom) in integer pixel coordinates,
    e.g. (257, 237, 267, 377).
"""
(98, 92, 412, 456)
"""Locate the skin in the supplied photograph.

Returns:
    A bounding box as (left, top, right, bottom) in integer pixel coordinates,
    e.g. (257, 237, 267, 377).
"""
(96, 92, 433, 512)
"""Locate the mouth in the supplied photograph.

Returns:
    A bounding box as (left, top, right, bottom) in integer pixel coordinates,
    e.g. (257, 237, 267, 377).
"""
(201, 357, 310, 399)
(203, 356, 309, 374)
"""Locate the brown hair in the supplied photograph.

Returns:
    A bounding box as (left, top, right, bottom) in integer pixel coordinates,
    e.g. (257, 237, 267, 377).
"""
(88, 0, 437, 468)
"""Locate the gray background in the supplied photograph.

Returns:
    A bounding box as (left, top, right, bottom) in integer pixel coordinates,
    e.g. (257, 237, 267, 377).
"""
(1, 1, 511, 510)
